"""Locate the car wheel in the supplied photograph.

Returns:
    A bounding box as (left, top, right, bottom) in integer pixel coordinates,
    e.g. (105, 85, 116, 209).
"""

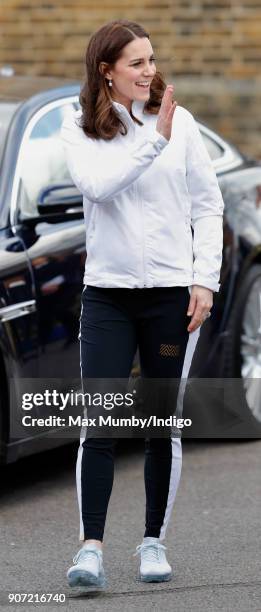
(224, 263, 261, 434)
(0, 391, 5, 464)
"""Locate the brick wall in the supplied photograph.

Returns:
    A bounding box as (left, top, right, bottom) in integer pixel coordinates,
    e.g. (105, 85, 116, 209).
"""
(0, 0, 261, 158)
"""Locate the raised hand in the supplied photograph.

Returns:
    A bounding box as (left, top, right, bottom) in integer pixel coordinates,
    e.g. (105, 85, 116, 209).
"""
(156, 85, 177, 141)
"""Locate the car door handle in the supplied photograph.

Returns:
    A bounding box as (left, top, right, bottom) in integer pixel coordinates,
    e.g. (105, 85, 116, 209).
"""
(0, 300, 36, 322)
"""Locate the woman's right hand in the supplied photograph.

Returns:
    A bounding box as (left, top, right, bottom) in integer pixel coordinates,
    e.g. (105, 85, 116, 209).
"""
(156, 85, 177, 141)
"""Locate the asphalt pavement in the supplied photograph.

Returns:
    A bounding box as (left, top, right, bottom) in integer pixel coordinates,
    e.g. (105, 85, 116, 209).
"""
(1, 438, 261, 612)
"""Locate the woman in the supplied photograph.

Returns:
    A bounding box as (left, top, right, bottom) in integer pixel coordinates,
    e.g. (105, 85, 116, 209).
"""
(61, 19, 224, 588)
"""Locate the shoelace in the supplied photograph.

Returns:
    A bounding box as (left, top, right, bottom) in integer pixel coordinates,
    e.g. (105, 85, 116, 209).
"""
(73, 548, 101, 565)
(133, 542, 167, 562)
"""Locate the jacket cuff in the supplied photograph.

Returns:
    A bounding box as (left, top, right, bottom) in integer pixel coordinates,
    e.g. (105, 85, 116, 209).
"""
(147, 130, 169, 153)
(192, 275, 221, 293)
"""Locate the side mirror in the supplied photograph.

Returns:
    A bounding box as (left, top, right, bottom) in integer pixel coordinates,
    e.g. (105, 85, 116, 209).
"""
(37, 182, 83, 215)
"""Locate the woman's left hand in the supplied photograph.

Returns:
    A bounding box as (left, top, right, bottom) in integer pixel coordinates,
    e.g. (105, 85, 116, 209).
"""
(187, 285, 213, 332)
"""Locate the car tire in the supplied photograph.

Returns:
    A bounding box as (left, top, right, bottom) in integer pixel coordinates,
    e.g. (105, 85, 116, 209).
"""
(0, 390, 5, 465)
(0, 355, 8, 465)
(223, 263, 261, 436)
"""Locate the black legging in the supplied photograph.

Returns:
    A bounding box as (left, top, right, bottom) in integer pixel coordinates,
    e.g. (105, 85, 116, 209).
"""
(76, 284, 200, 542)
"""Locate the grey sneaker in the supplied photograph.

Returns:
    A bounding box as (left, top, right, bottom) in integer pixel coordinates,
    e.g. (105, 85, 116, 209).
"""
(67, 544, 106, 588)
(133, 537, 172, 582)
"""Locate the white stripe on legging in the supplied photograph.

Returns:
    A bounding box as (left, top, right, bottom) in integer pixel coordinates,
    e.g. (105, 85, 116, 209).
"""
(159, 286, 201, 541)
(76, 285, 88, 541)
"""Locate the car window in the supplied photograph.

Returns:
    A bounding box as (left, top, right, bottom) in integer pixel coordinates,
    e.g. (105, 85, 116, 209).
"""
(0, 103, 19, 166)
(16, 101, 224, 219)
(220, 167, 261, 245)
(201, 131, 224, 161)
(73, 101, 225, 164)
(17, 103, 77, 218)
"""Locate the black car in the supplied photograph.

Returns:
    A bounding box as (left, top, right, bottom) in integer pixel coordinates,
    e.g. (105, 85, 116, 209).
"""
(0, 76, 260, 464)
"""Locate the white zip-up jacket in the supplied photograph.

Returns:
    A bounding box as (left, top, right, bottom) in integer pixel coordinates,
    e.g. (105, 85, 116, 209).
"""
(60, 99, 224, 291)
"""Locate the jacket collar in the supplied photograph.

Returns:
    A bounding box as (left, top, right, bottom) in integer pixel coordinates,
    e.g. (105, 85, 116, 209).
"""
(111, 99, 146, 120)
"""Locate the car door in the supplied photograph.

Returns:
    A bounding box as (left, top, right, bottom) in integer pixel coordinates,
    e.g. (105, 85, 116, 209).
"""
(13, 99, 86, 383)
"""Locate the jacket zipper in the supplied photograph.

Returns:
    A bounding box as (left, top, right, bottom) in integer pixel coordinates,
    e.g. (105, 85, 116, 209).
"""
(135, 182, 147, 287)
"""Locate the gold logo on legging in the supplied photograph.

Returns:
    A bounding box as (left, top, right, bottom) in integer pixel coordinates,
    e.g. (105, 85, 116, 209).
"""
(159, 343, 180, 357)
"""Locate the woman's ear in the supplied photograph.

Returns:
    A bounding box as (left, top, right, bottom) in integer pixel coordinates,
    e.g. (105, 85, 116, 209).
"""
(99, 62, 112, 80)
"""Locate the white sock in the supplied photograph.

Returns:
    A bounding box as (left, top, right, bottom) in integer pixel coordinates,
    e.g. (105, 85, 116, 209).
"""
(142, 536, 159, 543)
(82, 542, 102, 552)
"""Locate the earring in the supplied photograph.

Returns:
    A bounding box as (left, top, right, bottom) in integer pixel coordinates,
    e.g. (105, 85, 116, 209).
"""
(108, 79, 112, 87)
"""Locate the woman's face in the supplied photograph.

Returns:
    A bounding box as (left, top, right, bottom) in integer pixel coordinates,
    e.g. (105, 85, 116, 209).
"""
(103, 37, 157, 112)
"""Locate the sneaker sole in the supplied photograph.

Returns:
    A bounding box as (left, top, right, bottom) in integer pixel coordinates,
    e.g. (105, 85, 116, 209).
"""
(139, 572, 172, 583)
(67, 568, 106, 588)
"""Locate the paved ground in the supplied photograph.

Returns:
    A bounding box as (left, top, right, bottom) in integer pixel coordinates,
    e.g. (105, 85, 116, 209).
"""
(1, 438, 261, 611)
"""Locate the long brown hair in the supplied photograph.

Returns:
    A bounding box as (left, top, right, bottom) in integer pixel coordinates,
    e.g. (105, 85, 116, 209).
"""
(77, 19, 166, 140)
